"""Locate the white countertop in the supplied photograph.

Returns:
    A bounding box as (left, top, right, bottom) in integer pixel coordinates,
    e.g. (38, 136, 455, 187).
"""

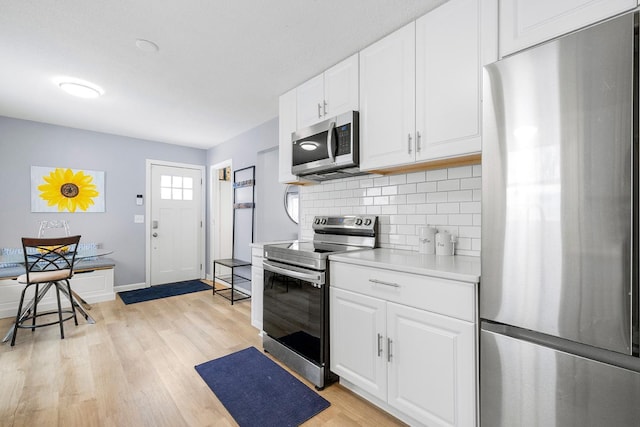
(329, 248, 481, 283)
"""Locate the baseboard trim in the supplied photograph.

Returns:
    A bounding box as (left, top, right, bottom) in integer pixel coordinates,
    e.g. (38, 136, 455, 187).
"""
(114, 282, 147, 292)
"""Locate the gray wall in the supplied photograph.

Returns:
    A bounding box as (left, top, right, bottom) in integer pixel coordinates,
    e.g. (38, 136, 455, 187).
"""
(206, 117, 298, 272)
(0, 116, 206, 286)
(255, 147, 298, 243)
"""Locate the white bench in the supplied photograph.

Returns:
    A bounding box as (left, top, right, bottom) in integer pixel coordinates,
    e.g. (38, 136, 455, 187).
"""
(0, 254, 115, 319)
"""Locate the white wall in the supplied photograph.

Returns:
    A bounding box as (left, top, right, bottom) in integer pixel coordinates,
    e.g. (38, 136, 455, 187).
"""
(299, 164, 482, 257)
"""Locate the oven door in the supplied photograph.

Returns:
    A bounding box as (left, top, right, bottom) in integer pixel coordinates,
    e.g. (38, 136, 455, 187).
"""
(262, 259, 327, 367)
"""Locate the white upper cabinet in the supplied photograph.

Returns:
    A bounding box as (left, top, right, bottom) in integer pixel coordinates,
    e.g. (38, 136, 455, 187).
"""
(499, 0, 636, 57)
(278, 88, 299, 184)
(296, 53, 359, 129)
(359, 22, 416, 170)
(416, 0, 481, 162)
(359, 0, 481, 171)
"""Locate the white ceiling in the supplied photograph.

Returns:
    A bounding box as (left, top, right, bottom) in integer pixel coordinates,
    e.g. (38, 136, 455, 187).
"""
(0, 0, 446, 149)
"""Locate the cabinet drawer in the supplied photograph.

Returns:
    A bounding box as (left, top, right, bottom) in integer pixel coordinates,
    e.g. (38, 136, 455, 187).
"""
(330, 261, 475, 322)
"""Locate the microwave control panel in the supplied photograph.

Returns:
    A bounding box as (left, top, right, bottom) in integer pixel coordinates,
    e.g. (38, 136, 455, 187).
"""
(335, 124, 352, 155)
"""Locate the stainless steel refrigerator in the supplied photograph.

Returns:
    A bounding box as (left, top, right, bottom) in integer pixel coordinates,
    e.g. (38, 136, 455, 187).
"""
(481, 10, 640, 426)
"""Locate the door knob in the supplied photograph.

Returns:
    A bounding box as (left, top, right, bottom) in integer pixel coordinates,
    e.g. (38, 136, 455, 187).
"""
(152, 232, 158, 237)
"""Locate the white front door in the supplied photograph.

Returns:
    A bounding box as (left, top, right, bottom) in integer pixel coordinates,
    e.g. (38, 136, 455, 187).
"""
(150, 163, 203, 285)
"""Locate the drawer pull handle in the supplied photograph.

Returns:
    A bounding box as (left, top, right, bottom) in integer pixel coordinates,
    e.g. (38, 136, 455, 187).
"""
(369, 278, 400, 288)
(377, 333, 383, 357)
(387, 338, 393, 362)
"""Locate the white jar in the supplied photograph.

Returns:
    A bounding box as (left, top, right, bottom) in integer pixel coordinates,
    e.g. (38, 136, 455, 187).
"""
(418, 226, 437, 254)
(435, 231, 455, 256)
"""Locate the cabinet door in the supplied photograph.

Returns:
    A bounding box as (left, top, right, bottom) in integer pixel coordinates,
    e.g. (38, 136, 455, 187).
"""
(278, 88, 298, 184)
(416, 0, 481, 162)
(330, 287, 387, 401)
(387, 302, 475, 427)
(324, 53, 359, 118)
(296, 73, 324, 129)
(250, 265, 264, 331)
(359, 22, 416, 171)
(499, 0, 635, 57)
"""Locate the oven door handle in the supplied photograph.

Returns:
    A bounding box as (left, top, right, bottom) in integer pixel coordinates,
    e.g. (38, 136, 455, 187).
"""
(263, 260, 325, 286)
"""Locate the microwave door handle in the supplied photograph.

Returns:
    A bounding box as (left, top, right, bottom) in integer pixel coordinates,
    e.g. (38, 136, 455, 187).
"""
(327, 121, 336, 163)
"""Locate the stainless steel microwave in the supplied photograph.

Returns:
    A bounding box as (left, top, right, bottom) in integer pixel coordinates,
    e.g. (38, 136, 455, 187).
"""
(291, 111, 359, 177)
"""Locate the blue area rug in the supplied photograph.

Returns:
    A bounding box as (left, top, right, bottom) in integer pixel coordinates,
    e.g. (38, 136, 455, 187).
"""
(118, 280, 211, 304)
(195, 346, 330, 427)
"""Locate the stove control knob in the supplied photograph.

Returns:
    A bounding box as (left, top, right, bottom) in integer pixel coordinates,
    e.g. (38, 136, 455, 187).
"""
(314, 218, 320, 225)
(364, 218, 372, 226)
(321, 218, 327, 225)
(355, 218, 363, 226)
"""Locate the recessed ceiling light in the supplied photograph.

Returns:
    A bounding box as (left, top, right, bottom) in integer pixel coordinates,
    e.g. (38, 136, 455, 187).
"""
(136, 38, 159, 53)
(53, 77, 104, 99)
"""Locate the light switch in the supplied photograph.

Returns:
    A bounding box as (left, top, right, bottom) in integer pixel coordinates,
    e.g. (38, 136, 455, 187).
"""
(134, 215, 144, 223)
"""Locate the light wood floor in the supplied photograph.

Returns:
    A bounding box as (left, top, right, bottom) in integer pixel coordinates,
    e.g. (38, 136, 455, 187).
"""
(0, 281, 406, 427)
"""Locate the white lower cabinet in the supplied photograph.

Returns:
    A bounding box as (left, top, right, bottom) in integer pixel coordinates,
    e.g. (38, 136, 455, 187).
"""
(330, 262, 476, 427)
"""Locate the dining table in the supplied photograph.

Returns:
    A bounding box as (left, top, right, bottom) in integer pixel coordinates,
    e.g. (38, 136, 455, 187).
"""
(0, 248, 113, 343)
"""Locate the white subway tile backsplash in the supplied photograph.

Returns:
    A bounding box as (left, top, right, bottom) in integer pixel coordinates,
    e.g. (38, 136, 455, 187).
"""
(374, 176, 389, 186)
(299, 164, 482, 257)
(397, 224, 416, 235)
(460, 177, 481, 190)
(389, 195, 407, 205)
(381, 205, 398, 215)
(460, 202, 481, 214)
(449, 214, 474, 226)
(398, 183, 417, 194)
(426, 214, 449, 224)
(359, 178, 374, 188)
(447, 190, 473, 202)
(407, 171, 426, 183)
(382, 185, 398, 196)
(390, 215, 407, 225)
(374, 196, 389, 205)
(389, 175, 407, 185)
(416, 204, 437, 214)
(427, 169, 448, 181)
(406, 193, 426, 204)
(398, 204, 416, 214)
(437, 203, 460, 214)
(437, 179, 460, 192)
(367, 187, 382, 197)
(448, 166, 473, 179)
(426, 192, 447, 203)
(408, 216, 427, 226)
(416, 181, 437, 193)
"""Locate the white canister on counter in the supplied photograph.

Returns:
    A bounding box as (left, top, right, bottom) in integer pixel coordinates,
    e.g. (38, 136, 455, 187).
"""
(435, 231, 455, 256)
(418, 226, 437, 254)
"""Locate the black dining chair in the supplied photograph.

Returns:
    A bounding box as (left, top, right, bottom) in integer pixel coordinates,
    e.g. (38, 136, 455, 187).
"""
(12, 235, 81, 346)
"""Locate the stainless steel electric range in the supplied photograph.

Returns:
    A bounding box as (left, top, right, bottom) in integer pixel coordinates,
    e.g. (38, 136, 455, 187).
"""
(262, 215, 377, 389)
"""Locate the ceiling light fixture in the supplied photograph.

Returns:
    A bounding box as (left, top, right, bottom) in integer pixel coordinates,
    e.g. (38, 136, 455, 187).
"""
(300, 141, 319, 151)
(136, 38, 159, 53)
(54, 77, 104, 99)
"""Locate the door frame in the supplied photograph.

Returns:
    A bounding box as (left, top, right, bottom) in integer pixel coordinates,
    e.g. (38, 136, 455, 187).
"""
(145, 159, 206, 286)
(208, 159, 233, 280)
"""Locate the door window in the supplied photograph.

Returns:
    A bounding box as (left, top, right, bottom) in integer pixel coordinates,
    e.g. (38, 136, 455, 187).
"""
(160, 175, 193, 200)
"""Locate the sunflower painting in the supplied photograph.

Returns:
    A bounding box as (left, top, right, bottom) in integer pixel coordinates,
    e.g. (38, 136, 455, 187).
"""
(31, 166, 105, 213)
